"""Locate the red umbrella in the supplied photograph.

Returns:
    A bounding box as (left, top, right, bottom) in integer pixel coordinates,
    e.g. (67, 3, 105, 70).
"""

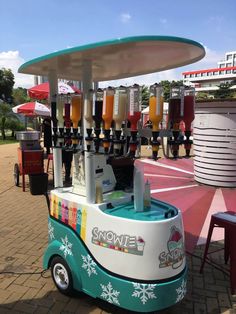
(12, 101, 50, 117)
(28, 82, 81, 100)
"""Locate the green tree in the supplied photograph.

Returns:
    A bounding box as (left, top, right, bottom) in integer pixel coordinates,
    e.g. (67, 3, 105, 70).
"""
(0, 68, 15, 103)
(213, 82, 234, 99)
(159, 80, 183, 102)
(0, 102, 18, 139)
(195, 91, 211, 100)
(12, 87, 30, 105)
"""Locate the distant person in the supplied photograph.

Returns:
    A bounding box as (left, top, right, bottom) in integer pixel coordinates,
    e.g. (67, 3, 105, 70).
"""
(42, 118, 52, 155)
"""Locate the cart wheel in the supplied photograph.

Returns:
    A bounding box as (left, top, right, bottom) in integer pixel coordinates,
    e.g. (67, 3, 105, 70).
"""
(51, 256, 75, 296)
(14, 163, 20, 186)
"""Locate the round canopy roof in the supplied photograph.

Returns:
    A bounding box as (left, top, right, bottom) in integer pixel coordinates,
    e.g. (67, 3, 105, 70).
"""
(18, 36, 205, 82)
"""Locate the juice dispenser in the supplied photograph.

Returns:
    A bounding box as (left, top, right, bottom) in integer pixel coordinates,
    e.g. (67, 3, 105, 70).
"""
(183, 87, 195, 157)
(149, 83, 164, 160)
(127, 84, 141, 157)
(168, 86, 184, 158)
(92, 88, 103, 153)
(102, 86, 114, 154)
(84, 89, 94, 151)
(113, 86, 127, 156)
(71, 93, 82, 151)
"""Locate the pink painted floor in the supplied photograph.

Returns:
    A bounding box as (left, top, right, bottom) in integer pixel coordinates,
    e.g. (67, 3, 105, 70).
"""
(138, 158, 236, 253)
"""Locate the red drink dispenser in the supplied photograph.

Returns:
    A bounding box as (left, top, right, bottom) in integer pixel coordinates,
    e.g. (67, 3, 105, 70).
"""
(183, 87, 195, 157)
(168, 86, 184, 158)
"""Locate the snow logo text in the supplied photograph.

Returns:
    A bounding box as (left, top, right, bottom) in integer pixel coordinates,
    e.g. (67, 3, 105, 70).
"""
(92, 227, 145, 255)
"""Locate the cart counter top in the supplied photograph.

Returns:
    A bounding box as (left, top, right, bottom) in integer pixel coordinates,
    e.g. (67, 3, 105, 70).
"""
(51, 188, 178, 222)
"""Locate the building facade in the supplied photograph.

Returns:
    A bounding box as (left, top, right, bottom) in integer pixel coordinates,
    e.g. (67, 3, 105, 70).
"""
(182, 51, 236, 92)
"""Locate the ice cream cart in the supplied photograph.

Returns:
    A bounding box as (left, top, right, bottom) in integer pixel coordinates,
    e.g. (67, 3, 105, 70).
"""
(18, 36, 205, 312)
(14, 131, 44, 192)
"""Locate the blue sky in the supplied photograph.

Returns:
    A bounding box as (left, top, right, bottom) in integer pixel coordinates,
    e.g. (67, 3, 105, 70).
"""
(0, 0, 235, 87)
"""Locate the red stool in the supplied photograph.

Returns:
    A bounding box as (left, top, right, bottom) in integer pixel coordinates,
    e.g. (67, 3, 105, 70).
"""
(200, 211, 236, 294)
(46, 153, 53, 175)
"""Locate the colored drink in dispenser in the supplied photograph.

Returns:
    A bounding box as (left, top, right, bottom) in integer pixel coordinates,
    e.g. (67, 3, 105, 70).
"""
(168, 86, 184, 130)
(183, 88, 195, 131)
(64, 100, 71, 128)
(92, 88, 103, 153)
(127, 84, 141, 157)
(149, 84, 163, 131)
(84, 89, 93, 129)
(127, 84, 141, 131)
(71, 94, 82, 128)
(92, 88, 103, 129)
(102, 87, 114, 129)
(113, 86, 127, 130)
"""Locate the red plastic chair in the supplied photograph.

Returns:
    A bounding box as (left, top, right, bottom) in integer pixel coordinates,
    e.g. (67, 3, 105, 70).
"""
(200, 211, 236, 294)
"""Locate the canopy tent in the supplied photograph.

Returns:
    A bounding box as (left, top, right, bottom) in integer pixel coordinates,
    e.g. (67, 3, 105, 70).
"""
(12, 101, 50, 117)
(28, 81, 81, 100)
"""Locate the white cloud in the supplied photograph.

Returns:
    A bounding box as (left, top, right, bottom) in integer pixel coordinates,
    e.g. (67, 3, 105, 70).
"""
(0, 51, 34, 88)
(120, 13, 131, 23)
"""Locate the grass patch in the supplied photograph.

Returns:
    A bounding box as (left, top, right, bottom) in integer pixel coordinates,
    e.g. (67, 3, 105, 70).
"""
(0, 137, 18, 145)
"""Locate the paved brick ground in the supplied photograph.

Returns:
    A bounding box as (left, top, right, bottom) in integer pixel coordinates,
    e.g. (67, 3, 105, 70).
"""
(0, 143, 235, 314)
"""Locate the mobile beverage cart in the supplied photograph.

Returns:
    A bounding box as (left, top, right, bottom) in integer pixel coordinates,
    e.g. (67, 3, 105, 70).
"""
(19, 36, 205, 312)
(14, 131, 44, 192)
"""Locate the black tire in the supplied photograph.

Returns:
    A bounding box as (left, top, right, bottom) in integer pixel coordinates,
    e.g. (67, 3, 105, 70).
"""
(14, 163, 20, 186)
(50, 256, 75, 296)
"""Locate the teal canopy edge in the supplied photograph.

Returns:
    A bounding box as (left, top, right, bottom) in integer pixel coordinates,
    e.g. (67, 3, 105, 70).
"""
(18, 35, 205, 73)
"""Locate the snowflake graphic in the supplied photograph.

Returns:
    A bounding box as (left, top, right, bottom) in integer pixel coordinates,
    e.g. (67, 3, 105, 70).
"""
(132, 283, 157, 305)
(176, 279, 187, 303)
(48, 221, 55, 240)
(100, 282, 120, 305)
(59, 235, 73, 258)
(81, 254, 97, 277)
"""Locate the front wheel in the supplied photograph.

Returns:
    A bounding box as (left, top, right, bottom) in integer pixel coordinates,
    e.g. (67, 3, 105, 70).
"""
(51, 256, 75, 296)
(14, 163, 20, 186)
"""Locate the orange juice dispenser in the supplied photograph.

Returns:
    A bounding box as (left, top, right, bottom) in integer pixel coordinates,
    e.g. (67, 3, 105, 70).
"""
(168, 86, 183, 158)
(84, 89, 94, 152)
(127, 84, 141, 158)
(113, 86, 127, 156)
(102, 87, 114, 154)
(149, 83, 164, 160)
(92, 88, 103, 153)
(57, 94, 65, 147)
(183, 87, 195, 157)
(71, 93, 82, 151)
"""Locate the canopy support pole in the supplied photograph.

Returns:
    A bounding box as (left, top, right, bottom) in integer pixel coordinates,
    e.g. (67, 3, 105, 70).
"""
(82, 62, 96, 204)
(49, 71, 63, 188)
